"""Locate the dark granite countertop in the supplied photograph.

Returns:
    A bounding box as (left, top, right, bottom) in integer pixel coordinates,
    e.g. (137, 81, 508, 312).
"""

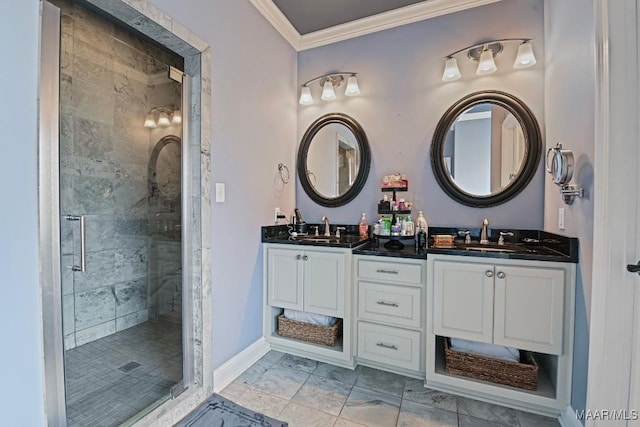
(355, 228, 578, 263)
(262, 225, 578, 263)
(261, 224, 369, 249)
(353, 241, 427, 259)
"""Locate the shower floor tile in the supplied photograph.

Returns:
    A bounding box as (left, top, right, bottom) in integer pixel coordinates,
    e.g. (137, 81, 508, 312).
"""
(65, 314, 182, 427)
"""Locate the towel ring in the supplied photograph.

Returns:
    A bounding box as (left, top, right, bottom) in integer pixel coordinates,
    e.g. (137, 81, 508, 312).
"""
(278, 163, 290, 184)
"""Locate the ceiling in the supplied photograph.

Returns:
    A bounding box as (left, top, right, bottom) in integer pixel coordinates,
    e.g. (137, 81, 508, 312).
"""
(250, 0, 504, 51)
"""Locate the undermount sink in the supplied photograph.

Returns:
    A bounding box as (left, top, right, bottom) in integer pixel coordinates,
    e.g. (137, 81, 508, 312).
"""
(297, 235, 339, 243)
(463, 245, 517, 253)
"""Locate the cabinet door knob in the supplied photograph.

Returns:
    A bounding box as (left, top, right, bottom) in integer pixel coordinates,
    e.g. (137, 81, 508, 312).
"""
(497, 271, 506, 279)
(302, 255, 308, 261)
(485, 270, 494, 278)
(296, 254, 301, 260)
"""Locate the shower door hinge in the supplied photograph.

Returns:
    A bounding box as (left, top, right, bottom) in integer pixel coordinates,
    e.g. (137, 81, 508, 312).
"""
(168, 66, 184, 83)
(171, 381, 187, 399)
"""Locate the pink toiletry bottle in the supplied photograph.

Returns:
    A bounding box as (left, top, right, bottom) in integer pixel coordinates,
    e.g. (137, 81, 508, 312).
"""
(359, 213, 369, 239)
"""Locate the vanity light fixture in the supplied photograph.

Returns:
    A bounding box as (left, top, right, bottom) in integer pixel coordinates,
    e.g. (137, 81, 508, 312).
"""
(299, 72, 360, 106)
(143, 106, 182, 128)
(441, 39, 536, 82)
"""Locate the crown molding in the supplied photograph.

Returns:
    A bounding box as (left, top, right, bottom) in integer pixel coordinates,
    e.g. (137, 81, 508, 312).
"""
(250, 0, 505, 51)
(249, 0, 301, 48)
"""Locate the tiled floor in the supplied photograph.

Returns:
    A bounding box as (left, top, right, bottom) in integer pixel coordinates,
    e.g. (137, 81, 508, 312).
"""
(221, 351, 561, 427)
(64, 314, 183, 427)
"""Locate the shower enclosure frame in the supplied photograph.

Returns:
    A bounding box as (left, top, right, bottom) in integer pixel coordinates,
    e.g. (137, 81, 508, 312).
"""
(38, 1, 213, 425)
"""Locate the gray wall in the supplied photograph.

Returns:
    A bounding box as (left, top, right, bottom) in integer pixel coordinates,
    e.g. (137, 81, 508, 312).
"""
(146, 0, 298, 368)
(297, 0, 546, 230)
(0, 2, 46, 425)
(543, 0, 595, 419)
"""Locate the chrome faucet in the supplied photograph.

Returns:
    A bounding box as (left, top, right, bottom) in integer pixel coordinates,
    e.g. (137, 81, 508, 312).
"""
(480, 218, 489, 245)
(498, 231, 514, 245)
(321, 216, 330, 237)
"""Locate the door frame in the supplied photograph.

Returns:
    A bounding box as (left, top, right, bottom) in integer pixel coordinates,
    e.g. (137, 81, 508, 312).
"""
(38, 1, 213, 425)
(588, 0, 639, 423)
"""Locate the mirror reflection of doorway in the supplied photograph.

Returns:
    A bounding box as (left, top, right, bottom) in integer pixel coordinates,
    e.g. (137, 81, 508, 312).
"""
(48, 1, 186, 425)
(336, 134, 357, 195)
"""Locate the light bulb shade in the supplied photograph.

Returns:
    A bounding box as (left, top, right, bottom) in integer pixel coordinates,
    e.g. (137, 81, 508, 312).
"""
(144, 113, 157, 128)
(345, 75, 360, 96)
(476, 49, 497, 75)
(299, 86, 313, 105)
(513, 41, 537, 69)
(157, 111, 171, 126)
(172, 109, 182, 124)
(321, 80, 336, 101)
(442, 57, 462, 82)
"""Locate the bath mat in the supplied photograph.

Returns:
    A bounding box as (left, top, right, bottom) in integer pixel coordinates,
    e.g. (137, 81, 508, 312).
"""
(175, 394, 288, 427)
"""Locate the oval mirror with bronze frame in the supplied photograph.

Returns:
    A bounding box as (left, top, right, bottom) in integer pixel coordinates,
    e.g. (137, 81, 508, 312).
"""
(430, 91, 542, 207)
(297, 113, 371, 207)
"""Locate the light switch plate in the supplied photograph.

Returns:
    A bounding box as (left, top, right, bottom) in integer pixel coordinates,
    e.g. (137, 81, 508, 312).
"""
(215, 183, 225, 203)
(558, 207, 565, 230)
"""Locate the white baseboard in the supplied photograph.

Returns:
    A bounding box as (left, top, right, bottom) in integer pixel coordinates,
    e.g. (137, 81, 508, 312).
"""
(213, 338, 270, 393)
(560, 406, 583, 427)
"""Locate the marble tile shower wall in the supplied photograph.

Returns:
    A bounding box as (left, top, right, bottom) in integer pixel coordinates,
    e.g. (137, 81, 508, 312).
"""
(56, 0, 183, 350)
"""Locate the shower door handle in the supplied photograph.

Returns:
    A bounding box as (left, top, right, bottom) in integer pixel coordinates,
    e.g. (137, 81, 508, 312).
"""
(66, 215, 86, 272)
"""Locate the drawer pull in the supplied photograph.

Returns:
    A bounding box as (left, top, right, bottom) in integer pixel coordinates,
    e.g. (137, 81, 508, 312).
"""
(376, 342, 398, 350)
(376, 269, 399, 275)
(376, 300, 399, 308)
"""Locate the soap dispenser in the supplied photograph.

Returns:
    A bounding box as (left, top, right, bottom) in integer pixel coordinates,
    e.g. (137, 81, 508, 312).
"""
(415, 211, 428, 234)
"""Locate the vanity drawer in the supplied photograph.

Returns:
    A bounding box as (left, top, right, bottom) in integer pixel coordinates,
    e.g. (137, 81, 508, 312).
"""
(358, 282, 421, 328)
(357, 258, 423, 285)
(357, 321, 421, 371)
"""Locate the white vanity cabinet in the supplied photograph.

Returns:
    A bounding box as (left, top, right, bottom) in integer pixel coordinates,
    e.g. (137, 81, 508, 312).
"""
(426, 254, 576, 416)
(263, 244, 353, 366)
(354, 255, 427, 377)
(432, 258, 565, 355)
(267, 245, 345, 317)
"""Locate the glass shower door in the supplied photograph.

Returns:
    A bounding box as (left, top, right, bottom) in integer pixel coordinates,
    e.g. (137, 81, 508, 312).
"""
(54, 1, 185, 424)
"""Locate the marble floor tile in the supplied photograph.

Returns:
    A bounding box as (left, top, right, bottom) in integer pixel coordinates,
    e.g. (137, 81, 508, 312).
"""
(354, 365, 407, 397)
(334, 418, 368, 427)
(276, 353, 318, 373)
(397, 400, 459, 427)
(278, 402, 336, 427)
(251, 365, 311, 400)
(259, 350, 285, 366)
(313, 362, 358, 386)
(516, 410, 561, 427)
(292, 374, 351, 416)
(234, 386, 289, 420)
(403, 379, 458, 412)
(219, 382, 249, 401)
(234, 359, 272, 386)
(458, 414, 512, 426)
(457, 397, 519, 426)
(340, 386, 401, 427)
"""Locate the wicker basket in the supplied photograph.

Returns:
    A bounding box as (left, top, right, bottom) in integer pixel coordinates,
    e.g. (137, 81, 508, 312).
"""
(277, 315, 342, 346)
(444, 338, 538, 390)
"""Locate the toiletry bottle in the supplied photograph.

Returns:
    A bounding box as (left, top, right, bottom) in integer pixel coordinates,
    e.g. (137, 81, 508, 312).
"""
(405, 216, 414, 236)
(415, 211, 428, 235)
(416, 224, 427, 250)
(382, 216, 391, 236)
(359, 213, 369, 239)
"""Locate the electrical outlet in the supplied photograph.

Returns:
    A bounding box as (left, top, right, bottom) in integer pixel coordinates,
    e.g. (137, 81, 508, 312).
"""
(274, 207, 280, 224)
(558, 207, 565, 230)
